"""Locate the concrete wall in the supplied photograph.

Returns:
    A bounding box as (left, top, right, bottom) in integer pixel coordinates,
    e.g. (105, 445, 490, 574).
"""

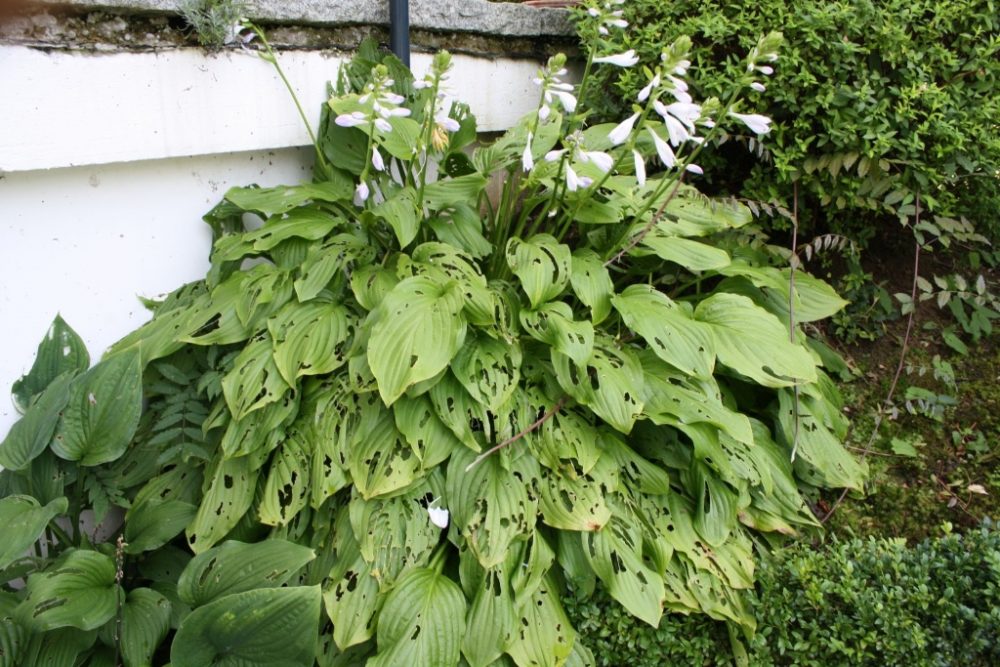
(0, 1, 573, 436)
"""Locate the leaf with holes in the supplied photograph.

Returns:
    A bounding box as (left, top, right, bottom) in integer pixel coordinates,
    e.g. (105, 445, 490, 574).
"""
(0, 495, 68, 570)
(777, 390, 867, 491)
(613, 284, 715, 379)
(520, 301, 595, 366)
(552, 338, 644, 433)
(268, 301, 354, 385)
(177, 540, 315, 607)
(507, 575, 576, 667)
(16, 550, 121, 632)
(124, 499, 197, 555)
(695, 293, 816, 387)
(245, 206, 341, 251)
(225, 180, 354, 216)
(171, 585, 321, 667)
(367, 276, 468, 406)
(451, 332, 522, 412)
(325, 509, 382, 650)
(186, 456, 260, 553)
(51, 349, 142, 466)
(294, 233, 374, 302)
(447, 448, 540, 569)
(348, 401, 423, 500)
(539, 454, 618, 531)
(393, 394, 464, 469)
(367, 567, 466, 667)
(12, 314, 89, 413)
(115, 588, 172, 667)
(221, 336, 290, 421)
(506, 234, 572, 308)
(259, 427, 311, 526)
(570, 249, 614, 323)
(462, 565, 516, 667)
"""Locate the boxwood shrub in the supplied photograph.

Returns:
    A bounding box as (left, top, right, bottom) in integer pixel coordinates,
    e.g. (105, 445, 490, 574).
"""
(565, 524, 1000, 666)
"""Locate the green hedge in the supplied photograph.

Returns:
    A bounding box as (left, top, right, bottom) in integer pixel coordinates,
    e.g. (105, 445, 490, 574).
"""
(576, 0, 1000, 241)
(564, 524, 1000, 666)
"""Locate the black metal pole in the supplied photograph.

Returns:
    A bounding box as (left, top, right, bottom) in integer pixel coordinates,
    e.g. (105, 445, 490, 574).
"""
(389, 0, 411, 67)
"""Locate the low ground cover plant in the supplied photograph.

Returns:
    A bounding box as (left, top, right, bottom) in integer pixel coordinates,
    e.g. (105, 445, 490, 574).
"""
(1, 20, 862, 666)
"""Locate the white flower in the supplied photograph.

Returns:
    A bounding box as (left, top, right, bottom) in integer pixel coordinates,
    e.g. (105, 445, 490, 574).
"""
(633, 149, 646, 186)
(413, 79, 431, 90)
(371, 147, 385, 172)
(545, 148, 567, 163)
(354, 181, 370, 206)
(729, 112, 772, 135)
(374, 118, 392, 133)
(593, 50, 639, 68)
(427, 498, 449, 529)
(565, 164, 592, 192)
(685, 164, 704, 175)
(523, 132, 534, 172)
(665, 102, 701, 131)
(654, 101, 691, 146)
(648, 129, 676, 168)
(335, 111, 367, 128)
(755, 65, 774, 76)
(539, 104, 551, 120)
(637, 74, 660, 102)
(608, 113, 639, 146)
(549, 90, 578, 112)
(435, 104, 461, 133)
(580, 150, 614, 173)
(750, 82, 767, 93)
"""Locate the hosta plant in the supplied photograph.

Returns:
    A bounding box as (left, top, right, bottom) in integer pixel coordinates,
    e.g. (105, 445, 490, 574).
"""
(1, 29, 865, 667)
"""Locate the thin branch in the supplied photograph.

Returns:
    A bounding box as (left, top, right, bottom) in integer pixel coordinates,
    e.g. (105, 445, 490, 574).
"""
(604, 173, 686, 267)
(789, 182, 802, 462)
(465, 397, 566, 472)
(822, 192, 922, 524)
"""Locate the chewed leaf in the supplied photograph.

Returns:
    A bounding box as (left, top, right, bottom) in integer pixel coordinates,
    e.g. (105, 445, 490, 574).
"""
(506, 234, 572, 308)
(553, 337, 645, 434)
(12, 314, 89, 413)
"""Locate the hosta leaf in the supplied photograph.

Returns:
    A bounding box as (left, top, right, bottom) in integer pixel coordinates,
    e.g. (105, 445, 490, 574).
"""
(613, 285, 715, 378)
(570, 249, 614, 323)
(0, 372, 74, 471)
(777, 389, 867, 490)
(324, 510, 381, 650)
(368, 275, 468, 405)
(348, 401, 422, 499)
(536, 407, 603, 477)
(219, 396, 297, 460)
(245, 206, 341, 251)
(447, 448, 540, 569)
(16, 550, 120, 632)
(507, 575, 575, 667)
(695, 293, 816, 387)
(717, 263, 848, 323)
(552, 339, 644, 434)
(462, 564, 516, 667)
(348, 483, 442, 588)
(182, 274, 256, 346)
(269, 301, 354, 385)
(506, 235, 572, 308)
(225, 180, 353, 216)
(638, 233, 731, 271)
(177, 540, 315, 607)
(221, 336, 290, 421)
(422, 173, 489, 210)
(660, 193, 751, 236)
(124, 499, 197, 555)
(234, 265, 293, 326)
(520, 301, 594, 366)
(0, 591, 28, 667)
(51, 349, 142, 466)
(393, 394, 464, 469)
(0, 496, 68, 570)
(171, 586, 321, 667)
(118, 588, 172, 667)
(583, 513, 665, 627)
(11, 314, 89, 413)
(294, 233, 374, 302)
(428, 204, 492, 259)
(186, 456, 259, 553)
(368, 568, 466, 667)
(409, 242, 494, 326)
(373, 187, 420, 248)
(601, 434, 672, 495)
(429, 373, 487, 452)
(538, 455, 617, 531)
(451, 332, 522, 412)
(688, 463, 739, 547)
(259, 428, 311, 526)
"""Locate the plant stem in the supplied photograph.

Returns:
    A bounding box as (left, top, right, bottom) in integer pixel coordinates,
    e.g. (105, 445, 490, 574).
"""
(465, 397, 566, 471)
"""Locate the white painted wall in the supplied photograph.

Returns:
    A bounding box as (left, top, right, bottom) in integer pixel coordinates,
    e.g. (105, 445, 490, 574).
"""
(0, 148, 313, 434)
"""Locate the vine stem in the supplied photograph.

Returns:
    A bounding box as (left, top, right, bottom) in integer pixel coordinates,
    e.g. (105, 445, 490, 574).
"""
(604, 173, 686, 267)
(113, 534, 126, 667)
(789, 182, 801, 462)
(465, 397, 567, 472)
(822, 191, 922, 524)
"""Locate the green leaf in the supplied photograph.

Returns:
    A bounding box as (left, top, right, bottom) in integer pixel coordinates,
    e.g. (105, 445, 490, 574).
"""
(368, 568, 466, 667)
(118, 588, 172, 667)
(12, 314, 89, 413)
(613, 285, 715, 379)
(0, 591, 29, 667)
(367, 276, 468, 406)
(422, 174, 489, 210)
(324, 510, 381, 650)
(244, 206, 341, 251)
(451, 332, 522, 412)
(220, 336, 290, 421)
(259, 429, 311, 526)
(171, 586, 321, 667)
(447, 448, 539, 569)
(294, 233, 374, 302)
(0, 372, 74, 471)
(695, 294, 816, 387)
(638, 233, 731, 272)
(187, 456, 260, 553)
(124, 499, 197, 554)
(519, 301, 594, 366)
(177, 540, 316, 608)
(374, 187, 420, 248)
(51, 349, 142, 466)
(428, 204, 492, 259)
(506, 235, 572, 308)
(507, 576, 575, 667)
(349, 399, 423, 500)
(777, 390, 867, 490)
(462, 565, 515, 667)
(393, 394, 464, 470)
(570, 250, 614, 323)
(538, 455, 618, 531)
(17, 550, 120, 632)
(0, 496, 68, 570)
(661, 193, 752, 236)
(268, 302, 354, 385)
(380, 116, 423, 160)
(225, 180, 353, 216)
(717, 263, 848, 322)
(552, 338, 644, 434)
